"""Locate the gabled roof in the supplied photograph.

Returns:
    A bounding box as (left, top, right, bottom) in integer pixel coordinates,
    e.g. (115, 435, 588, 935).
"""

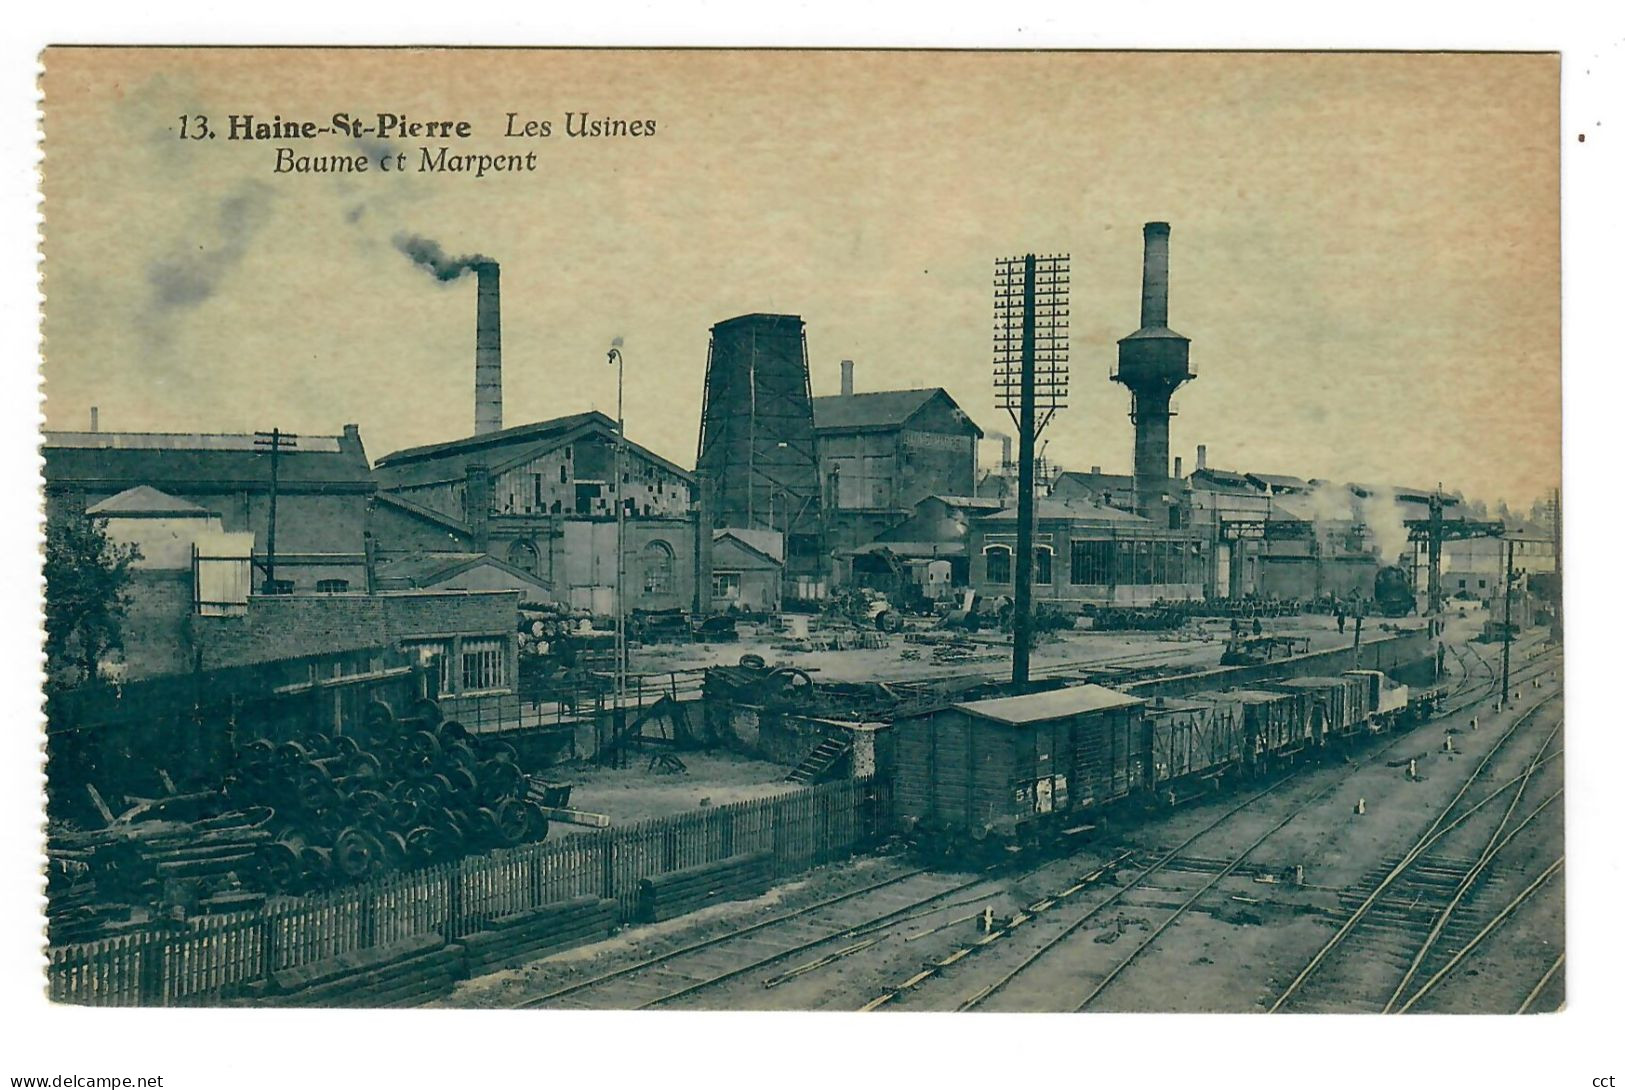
(955, 684, 1143, 725)
(1053, 470, 1135, 493)
(86, 485, 212, 518)
(714, 527, 784, 564)
(1190, 467, 1258, 493)
(811, 388, 982, 437)
(1246, 473, 1311, 493)
(713, 528, 785, 567)
(373, 411, 694, 490)
(373, 491, 472, 536)
(373, 551, 551, 591)
(44, 429, 374, 491)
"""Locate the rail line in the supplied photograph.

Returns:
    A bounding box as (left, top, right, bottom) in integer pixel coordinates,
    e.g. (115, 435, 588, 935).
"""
(933, 647, 1563, 1013)
(1267, 684, 1563, 1012)
(1515, 951, 1565, 1014)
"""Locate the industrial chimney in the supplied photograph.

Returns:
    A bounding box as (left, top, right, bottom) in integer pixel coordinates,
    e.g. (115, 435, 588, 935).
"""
(89, 406, 98, 433)
(474, 261, 502, 435)
(1113, 222, 1194, 521)
(840, 359, 855, 398)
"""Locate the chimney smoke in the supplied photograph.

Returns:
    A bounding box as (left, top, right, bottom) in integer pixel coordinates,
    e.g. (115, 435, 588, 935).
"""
(474, 262, 502, 435)
(1140, 221, 1171, 329)
(840, 359, 854, 398)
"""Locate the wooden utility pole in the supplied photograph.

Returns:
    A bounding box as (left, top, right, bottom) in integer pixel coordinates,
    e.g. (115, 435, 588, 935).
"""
(1012, 254, 1038, 683)
(1501, 535, 1515, 707)
(254, 429, 297, 592)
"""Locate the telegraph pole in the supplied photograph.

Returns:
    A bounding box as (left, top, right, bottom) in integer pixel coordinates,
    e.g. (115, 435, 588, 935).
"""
(1501, 535, 1515, 706)
(254, 429, 297, 593)
(994, 253, 1069, 685)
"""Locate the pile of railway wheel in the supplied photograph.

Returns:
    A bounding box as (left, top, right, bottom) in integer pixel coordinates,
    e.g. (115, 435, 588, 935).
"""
(228, 697, 548, 894)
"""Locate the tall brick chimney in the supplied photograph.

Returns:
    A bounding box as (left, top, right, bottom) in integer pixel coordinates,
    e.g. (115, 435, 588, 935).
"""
(840, 359, 855, 398)
(474, 262, 502, 435)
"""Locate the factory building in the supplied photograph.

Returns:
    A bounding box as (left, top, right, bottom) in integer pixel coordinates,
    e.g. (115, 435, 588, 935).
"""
(965, 496, 1207, 607)
(43, 424, 376, 594)
(43, 422, 517, 704)
(813, 362, 983, 577)
(369, 410, 697, 616)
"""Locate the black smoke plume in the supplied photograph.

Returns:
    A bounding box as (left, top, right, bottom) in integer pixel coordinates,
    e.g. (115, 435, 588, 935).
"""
(393, 233, 493, 281)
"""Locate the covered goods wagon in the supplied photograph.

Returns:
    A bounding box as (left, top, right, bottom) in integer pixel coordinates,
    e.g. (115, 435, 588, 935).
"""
(893, 685, 1144, 849)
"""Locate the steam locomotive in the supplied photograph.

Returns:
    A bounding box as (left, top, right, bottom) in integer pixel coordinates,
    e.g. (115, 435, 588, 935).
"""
(1373, 565, 1418, 617)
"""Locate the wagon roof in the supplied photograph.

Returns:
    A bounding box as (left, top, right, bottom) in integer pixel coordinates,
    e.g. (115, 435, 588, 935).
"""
(953, 683, 1142, 725)
(1226, 689, 1297, 703)
(1271, 676, 1353, 688)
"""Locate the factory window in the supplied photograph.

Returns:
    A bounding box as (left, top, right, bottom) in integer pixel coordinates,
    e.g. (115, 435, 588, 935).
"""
(575, 483, 602, 512)
(461, 637, 508, 693)
(1034, 546, 1053, 586)
(713, 571, 742, 600)
(534, 474, 544, 509)
(316, 579, 350, 594)
(508, 540, 540, 575)
(984, 545, 1012, 584)
(1070, 541, 1113, 586)
(1459, 578, 1467, 589)
(260, 579, 295, 596)
(644, 540, 675, 594)
(403, 640, 454, 695)
(1478, 579, 1487, 589)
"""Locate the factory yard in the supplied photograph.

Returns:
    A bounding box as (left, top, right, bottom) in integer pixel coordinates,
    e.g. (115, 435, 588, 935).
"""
(439, 626, 1561, 1014)
(560, 753, 798, 826)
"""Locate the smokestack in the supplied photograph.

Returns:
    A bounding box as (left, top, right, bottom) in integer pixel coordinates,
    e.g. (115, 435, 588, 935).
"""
(1140, 221, 1171, 329)
(474, 262, 502, 435)
(89, 406, 98, 433)
(1091, 466, 1101, 475)
(1174, 456, 1183, 480)
(1001, 435, 1013, 468)
(1197, 444, 1207, 471)
(840, 359, 855, 397)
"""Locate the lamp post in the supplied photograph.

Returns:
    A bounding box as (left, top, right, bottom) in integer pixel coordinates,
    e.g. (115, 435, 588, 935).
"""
(607, 339, 627, 737)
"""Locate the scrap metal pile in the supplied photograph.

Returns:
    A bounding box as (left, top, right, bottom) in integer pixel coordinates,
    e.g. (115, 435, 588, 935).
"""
(46, 698, 549, 944)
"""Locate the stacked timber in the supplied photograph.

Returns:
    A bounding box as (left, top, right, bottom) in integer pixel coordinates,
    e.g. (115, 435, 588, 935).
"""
(635, 851, 773, 923)
(234, 933, 465, 1008)
(460, 895, 617, 978)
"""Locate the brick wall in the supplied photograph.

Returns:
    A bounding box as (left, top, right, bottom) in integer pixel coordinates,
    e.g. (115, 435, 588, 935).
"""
(118, 570, 196, 678)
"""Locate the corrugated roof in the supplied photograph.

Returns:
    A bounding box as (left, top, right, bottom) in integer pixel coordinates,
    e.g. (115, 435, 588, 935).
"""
(812, 389, 980, 435)
(955, 683, 1142, 725)
(86, 485, 211, 517)
(44, 430, 374, 490)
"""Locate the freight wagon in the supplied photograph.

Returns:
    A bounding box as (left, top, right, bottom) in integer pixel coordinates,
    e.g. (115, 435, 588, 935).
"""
(892, 685, 1145, 852)
(894, 664, 1440, 856)
(1141, 694, 1249, 801)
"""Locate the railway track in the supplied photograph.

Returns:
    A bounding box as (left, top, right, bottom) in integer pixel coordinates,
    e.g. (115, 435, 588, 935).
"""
(495, 635, 1561, 1013)
(1267, 684, 1564, 1013)
(871, 642, 1563, 1013)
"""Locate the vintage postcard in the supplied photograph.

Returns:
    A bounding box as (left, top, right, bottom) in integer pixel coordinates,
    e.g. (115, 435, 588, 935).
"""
(37, 47, 1562, 1015)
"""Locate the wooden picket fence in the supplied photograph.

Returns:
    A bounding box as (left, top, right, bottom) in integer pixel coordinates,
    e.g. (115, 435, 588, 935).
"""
(47, 776, 888, 1006)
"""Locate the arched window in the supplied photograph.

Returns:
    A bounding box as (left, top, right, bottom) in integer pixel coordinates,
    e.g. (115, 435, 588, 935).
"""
(984, 544, 1012, 584)
(507, 539, 540, 575)
(644, 539, 675, 594)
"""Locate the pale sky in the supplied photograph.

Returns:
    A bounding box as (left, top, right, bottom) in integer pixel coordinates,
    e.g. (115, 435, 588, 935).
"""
(41, 49, 1560, 509)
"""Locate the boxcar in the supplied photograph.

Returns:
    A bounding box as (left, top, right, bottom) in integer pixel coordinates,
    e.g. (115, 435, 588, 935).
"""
(1226, 689, 1310, 758)
(892, 684, 1145, 846)
(1142, 693, 1249, 791)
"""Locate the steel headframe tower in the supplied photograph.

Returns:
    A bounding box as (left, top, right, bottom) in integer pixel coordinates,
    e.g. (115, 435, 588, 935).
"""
(1112, 222, 1194, 525)
(995, 253, 1070, 684)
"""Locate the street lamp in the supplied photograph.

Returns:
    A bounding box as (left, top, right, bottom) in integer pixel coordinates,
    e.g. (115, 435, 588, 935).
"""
(607, 338, 627, 731)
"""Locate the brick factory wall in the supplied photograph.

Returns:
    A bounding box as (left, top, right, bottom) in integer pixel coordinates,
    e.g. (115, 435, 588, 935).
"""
(368, 499, 472, 556)
(118, 570, 197, 679)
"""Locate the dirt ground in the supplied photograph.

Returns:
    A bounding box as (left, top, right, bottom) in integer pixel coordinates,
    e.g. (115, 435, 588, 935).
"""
(551, 752, 797, 825)
(629, 610, 1376, 684)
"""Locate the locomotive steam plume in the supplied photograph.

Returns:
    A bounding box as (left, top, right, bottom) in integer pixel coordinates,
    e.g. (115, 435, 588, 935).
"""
(393, 232, 493, 281)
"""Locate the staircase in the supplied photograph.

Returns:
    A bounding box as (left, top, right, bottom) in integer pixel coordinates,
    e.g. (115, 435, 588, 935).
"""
(785, 736, 852, 784)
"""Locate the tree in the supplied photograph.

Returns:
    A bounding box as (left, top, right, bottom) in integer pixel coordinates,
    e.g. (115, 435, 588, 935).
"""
(43, 516, 141, 688)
